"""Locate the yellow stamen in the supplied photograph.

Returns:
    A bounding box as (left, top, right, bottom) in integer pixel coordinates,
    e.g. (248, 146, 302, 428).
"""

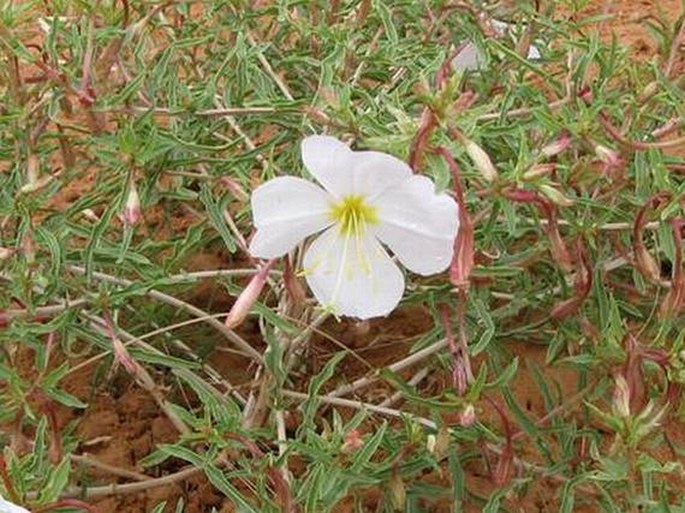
(329, 195, 378, 236)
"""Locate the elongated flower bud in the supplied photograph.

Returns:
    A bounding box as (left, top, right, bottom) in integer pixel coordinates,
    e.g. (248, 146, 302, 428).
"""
(19, 153, 58, 194)
(463, 137, 498, 182)
(0, 247, 13, 261)
(612, 374, 631, 418)
(123, 180, 141, 227)
(427, 425, 450, 458)
(540, 133, 571, 158)
(112, 334, 139, 375)
(594, 144, 619, 166)
(459, 403, 476, 427)
(219, 176, 248, 201)
(22, 233, 35, 265)
(341, 429, 364, 454)
(19, 175, 54, 194)
(225, 260, 275, 329)
(389, 472, 406, 511)
(522, 163, 556, 180)
(538, 184, 574, 207)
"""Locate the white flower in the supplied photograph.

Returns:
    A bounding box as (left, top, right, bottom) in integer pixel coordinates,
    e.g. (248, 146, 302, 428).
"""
(248, 135, 459, 319)
(452, 19, 541, 73)
(0, 496, 30, 513)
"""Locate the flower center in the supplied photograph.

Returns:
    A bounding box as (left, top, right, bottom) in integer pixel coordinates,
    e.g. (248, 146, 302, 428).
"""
(329, 195, 378, 236)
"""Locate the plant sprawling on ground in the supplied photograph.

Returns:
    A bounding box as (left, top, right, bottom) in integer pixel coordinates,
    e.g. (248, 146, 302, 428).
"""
(0, 1, 684, 512)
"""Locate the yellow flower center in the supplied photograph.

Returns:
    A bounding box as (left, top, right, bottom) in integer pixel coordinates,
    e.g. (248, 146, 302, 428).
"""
(329, 195, 378, 236)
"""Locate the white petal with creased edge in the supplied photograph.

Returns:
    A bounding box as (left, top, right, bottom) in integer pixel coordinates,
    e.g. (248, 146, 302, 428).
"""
(301, 136, 412, 198)
(0, 497, 30, 513)
(374, 175, 459, 276)
(348, 150, 413, 198)
(249, 176, 334, 259)
(303, 226, 404, 319)
(301, 135, 355, 197)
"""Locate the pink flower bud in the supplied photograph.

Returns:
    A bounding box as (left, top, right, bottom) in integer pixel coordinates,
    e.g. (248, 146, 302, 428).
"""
(522, 163, 556, 180)
(463, 137, 498, 183)
(427, 426, 450, 458)
(341, 429, 364, 454)
(538, 184, 574, 207)
(112, 334, 139, 375)
(22, 233, 35, 265)
(504, 188, 540, 203)
(219, 176, 248, 201)
(225, 260, 275, 329)
(123, 180, 141, 227)
(594, 144, 619, 166)
(540, 133, 571, 158)
(459, 403, 476, 427)
(453, 358, 468, 396)
(612, 374, 631, 418)
(449, 213, 474, 290)
(0, 247, 14, 261)
(19, 174, 54, 194)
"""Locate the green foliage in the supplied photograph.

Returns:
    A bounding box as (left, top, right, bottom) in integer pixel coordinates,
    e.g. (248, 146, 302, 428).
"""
(0, 1, 684, 512)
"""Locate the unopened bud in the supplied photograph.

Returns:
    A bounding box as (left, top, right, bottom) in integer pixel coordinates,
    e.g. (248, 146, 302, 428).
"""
(638, 81, 658, 103)
(320, 87, 340, 108)
(112, 335, 139, 375)
(303, 106, 331, 124)
(0, 247, 14, 261)
(504, 188, 540, 203)
(219, 176, 248, 201)
(22, 233, 35, 265)
(612, 374, 631, 418)
(538, 184, 574, 207)
(459, 404, 476, 427)
(389, 472, 406, 511)
(225, 260, 275, 329)
(522, 163, 556, 180)
(634, 245, 663, 285)
(540, 133, 571, 158)
(426, 434, 436, 454)
(594, 144, 619, 166)
(341, 429, 364, 454)
(449, 212, 474, 289)
(453, 358, 468, 396)
(27, 153, 40, 185)
(19, 174, 53, 194)
(463, 137, 498, 183)
(123, 180, 141, 227)
(427, 425, 450, 458)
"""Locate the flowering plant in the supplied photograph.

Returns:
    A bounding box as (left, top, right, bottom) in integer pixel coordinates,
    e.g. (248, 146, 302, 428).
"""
(248, 135, 459, 319)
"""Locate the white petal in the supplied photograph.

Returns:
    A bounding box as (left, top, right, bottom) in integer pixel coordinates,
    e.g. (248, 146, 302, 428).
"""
(249, 176, 333, 259)
(452, 42, 485, 71)
(0, 497, 30, 513)
(349, 150, 413, 199)
(301, 135, 355, 197)
(527, 44, 541, 60)
(374, 175, 459, 275)
(490, 19, 511, 36)
(303, 226, 404, 319)
(302, 135, 412, 198)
